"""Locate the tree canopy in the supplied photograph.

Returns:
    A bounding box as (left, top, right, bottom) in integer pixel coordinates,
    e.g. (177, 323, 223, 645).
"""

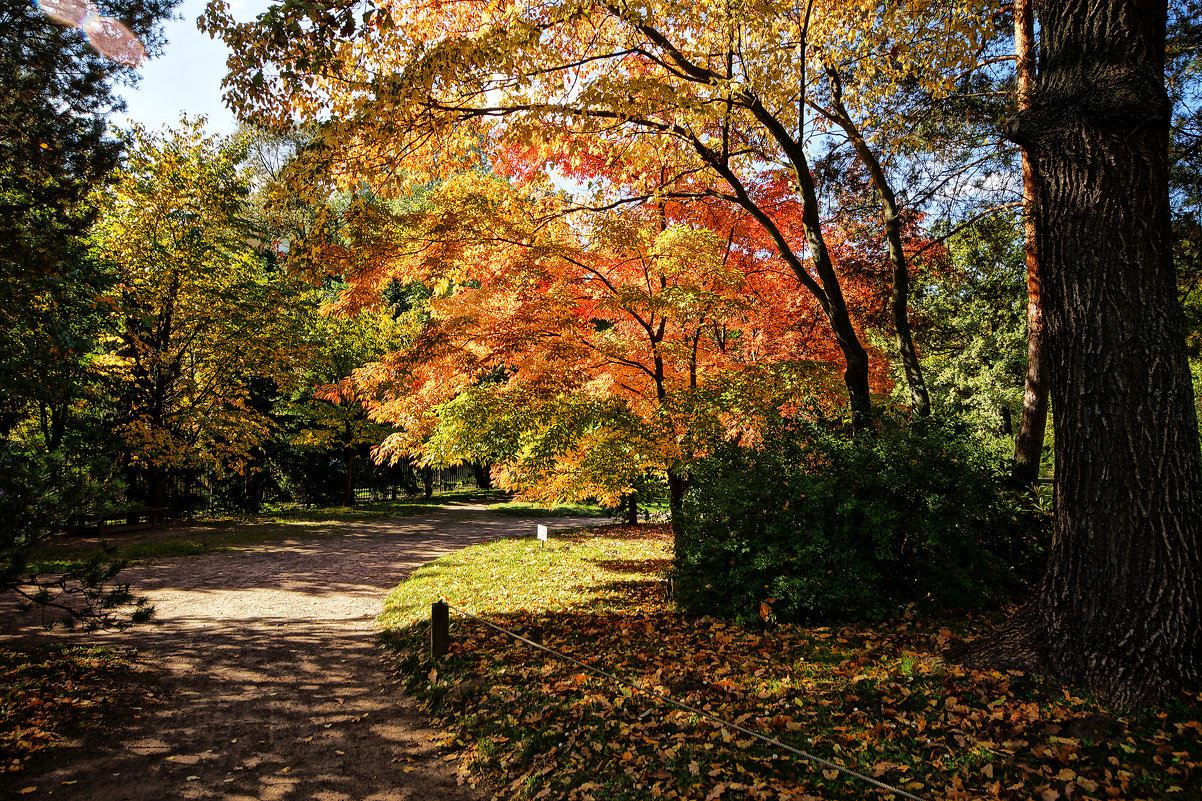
(202, 0, 1011, 426)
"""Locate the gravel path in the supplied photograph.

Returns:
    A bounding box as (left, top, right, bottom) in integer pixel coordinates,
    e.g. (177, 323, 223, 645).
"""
(1, 503, 594, 801)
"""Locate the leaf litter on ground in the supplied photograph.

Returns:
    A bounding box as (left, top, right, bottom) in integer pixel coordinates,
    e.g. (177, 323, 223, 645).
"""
(0, 646, 128, 777)
(380, 524, 1202, 801)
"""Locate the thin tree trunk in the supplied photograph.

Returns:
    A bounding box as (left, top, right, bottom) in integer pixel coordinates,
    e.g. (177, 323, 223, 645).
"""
(342, 443, 355, 506)
(1010, 0, 1051, 486)
(949, 2, 1202, 707)
(823, 83, 930, 417)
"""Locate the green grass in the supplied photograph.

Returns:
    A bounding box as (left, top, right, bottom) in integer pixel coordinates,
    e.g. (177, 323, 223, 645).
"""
(484, 499, 611, 518)
(215, 487, 511, 524)
(0, 646, 129, 784)
(380, 525, 1202, 801)
(380, 525, 670, 624)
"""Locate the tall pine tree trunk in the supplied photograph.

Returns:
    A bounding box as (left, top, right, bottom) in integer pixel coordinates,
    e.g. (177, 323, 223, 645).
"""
(1010, 0, 1051, 486)
(950, 1, 1202, 706)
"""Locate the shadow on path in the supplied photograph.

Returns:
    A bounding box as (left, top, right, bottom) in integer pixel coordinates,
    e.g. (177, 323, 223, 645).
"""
(1, 504, 596, 800)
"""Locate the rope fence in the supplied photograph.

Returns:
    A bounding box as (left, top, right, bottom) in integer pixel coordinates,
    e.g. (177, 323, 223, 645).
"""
(430, 599, 928, 801)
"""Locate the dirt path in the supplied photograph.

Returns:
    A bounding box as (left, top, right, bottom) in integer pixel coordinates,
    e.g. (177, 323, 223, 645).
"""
(1, 503, 594, 801)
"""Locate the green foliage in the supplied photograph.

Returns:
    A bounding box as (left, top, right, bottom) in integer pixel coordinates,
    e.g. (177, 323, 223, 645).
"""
(485, 499, 609, 517)
(0, 0, 173, 445)
(909, 214, 1028, 436)
(90, 120, 312, 496)
(0, 0, 172, 628)
(0, 445, 151, 630)
(673, 417, 1045, 623)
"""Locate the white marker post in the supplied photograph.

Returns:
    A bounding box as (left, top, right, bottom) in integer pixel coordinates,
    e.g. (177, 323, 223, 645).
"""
(537, 524, 549, 542)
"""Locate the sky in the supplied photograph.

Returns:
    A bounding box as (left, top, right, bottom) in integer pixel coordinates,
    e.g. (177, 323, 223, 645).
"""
(112, 0, 271, 135)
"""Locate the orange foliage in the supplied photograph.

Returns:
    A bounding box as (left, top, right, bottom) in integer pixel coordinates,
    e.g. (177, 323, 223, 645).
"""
(314, 165, 902, 502)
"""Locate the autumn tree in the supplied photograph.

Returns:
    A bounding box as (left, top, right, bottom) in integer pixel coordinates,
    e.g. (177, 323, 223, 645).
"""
(202, 0, 1009, 426)
(320, 171, 853, 528)
(950, 2, 1202, 707)
(91, 120, 307, 506)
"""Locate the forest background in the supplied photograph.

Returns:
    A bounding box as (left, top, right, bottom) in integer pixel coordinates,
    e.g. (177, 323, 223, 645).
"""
(3, 0, 1202, 708)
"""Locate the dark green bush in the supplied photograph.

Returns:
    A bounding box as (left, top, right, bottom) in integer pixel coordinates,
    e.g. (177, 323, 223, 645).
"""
(673, 417, 1047, 623)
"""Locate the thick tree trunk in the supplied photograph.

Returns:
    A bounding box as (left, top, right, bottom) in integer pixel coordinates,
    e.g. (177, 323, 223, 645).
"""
(949, 2, 1202, 707)
(422, 465, 434, 499)
(667, 468, 686, 539)
(621, 492, 639, 526)
(473, 462, 492, 490)
(1010, 0, 1051, 486)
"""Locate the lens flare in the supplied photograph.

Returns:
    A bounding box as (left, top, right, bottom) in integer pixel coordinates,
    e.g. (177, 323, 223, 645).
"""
(81, 14, 146, 65)
(35, 0, 90, 26)
(33, 0, 146, 66)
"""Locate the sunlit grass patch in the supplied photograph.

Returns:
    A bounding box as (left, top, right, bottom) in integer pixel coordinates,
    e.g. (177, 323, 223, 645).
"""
(379, 525, 671, 626)
(0, 646, 128, 776)
(485, 500, 611, 518)
(380, 526, 1202, 801)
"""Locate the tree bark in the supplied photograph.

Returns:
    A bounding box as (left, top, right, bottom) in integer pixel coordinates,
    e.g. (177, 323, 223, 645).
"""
(342, 443, 355, 506)
(1010, 0, 1051, 486)
(667, 468, 687, 548)
(148, 465, 165, 509)
(949, 2, 1202, 707)
(621, 492, 639, 526)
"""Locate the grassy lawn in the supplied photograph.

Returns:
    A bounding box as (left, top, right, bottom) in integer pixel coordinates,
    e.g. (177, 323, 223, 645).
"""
(380, 524, 1202, 801)
(0, 646, 128, 782)
(486, 499, 612, 518)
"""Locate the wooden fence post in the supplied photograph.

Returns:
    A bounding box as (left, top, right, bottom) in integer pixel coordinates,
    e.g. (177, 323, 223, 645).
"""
(431, 600, 450, 659)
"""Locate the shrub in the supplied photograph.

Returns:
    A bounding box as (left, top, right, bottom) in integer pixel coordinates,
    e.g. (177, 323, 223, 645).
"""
(0, 446, 151, 629)
(673, 417, 1046, 623)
